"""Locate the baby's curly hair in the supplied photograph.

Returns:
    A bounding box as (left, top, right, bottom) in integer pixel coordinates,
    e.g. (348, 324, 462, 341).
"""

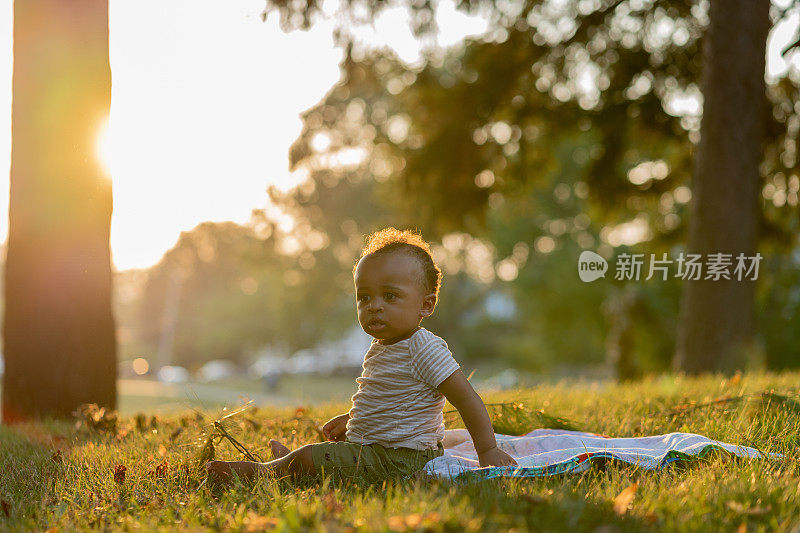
(355, 227, 442, 296)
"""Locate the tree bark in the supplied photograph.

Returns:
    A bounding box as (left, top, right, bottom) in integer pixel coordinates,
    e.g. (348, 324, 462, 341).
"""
(2, 0, 116, 422)
(673, 0, 769, 374)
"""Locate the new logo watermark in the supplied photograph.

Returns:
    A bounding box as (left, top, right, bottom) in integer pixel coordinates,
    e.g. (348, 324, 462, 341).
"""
(578, 252, 762, 282)
(578, 251, 608, 282)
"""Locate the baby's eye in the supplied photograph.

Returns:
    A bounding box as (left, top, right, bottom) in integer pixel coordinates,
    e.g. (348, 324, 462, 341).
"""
(357, 294, 369, 303)
(384, 292, 396, 301)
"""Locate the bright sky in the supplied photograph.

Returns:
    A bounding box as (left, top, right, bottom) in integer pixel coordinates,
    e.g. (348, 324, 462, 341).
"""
(0, 1, 797, 272)
(0, 0, 485, 271)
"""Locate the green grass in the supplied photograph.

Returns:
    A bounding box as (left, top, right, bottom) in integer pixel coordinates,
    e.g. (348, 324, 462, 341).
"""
(1, 372, 799, 532)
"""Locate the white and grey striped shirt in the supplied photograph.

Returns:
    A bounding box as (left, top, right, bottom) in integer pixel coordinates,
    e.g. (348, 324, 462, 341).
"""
(345, 327, 460, 450)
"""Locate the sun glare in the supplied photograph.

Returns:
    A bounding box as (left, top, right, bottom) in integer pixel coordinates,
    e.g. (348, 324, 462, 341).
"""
(96, 118, 113, 178)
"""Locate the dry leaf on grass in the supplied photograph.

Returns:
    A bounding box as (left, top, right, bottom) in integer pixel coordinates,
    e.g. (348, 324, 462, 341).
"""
(113, 464, 127, 485)
(323, 491, 344, 514)
(148, 461, 169, 478)
(613, 483, 638, 516)
(387, 515, 406, 531)
(726, 371, 742, 387)
(244, 510, 280, 531)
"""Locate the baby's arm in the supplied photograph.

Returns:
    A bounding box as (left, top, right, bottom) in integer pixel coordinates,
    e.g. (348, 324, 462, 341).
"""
(437, 369, 517, 467)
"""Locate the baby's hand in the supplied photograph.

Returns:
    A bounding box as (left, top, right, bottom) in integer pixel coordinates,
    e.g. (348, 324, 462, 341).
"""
(322, 413, 350, 441)
(477, 447, 518, 468)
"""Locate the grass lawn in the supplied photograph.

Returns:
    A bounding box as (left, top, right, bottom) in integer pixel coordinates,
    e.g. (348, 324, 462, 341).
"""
(1, 371, 798, 532)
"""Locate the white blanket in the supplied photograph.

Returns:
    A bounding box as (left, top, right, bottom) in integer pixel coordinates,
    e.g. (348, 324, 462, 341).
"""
(424, 428, 766, 479)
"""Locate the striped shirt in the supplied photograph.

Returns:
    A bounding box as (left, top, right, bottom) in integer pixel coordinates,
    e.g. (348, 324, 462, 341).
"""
(345, 327, 460, 450)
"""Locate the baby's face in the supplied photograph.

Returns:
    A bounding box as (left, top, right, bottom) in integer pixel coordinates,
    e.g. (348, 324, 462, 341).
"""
(354, 251, 435, 345)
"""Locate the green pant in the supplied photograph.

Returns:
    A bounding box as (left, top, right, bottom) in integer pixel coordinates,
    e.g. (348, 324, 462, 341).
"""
(310, 440, 444, 483)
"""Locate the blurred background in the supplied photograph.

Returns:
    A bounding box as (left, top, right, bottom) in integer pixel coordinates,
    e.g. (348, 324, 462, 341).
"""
(1, 0, 799, 412)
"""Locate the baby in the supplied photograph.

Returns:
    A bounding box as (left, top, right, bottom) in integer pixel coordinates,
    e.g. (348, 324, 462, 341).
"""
(206, 228, 516, 483)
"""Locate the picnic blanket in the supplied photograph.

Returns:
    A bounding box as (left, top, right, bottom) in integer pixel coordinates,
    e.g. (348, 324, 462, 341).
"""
(423, 428, 766, 480)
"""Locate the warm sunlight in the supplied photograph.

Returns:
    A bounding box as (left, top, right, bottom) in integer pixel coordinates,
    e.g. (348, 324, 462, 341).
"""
(0, 0, 792, 272)
(96, 118, 113, 177)
(0, 0, 493, 271)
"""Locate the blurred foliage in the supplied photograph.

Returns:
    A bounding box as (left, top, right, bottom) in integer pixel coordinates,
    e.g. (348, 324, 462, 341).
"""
(264, 0, 800, 375)
(119, 219, 353, 369)
(114, 0, 800, 375)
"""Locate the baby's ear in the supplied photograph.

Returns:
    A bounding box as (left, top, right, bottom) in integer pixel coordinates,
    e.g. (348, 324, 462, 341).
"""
(420, 293, 437, 317)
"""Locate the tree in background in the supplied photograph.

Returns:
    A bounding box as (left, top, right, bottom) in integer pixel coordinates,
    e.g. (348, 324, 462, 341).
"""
(3, 1, 116, 422)
(263, 0, 800, 375)
(673, 0, 770, 373)
(133, 217, 354, 369)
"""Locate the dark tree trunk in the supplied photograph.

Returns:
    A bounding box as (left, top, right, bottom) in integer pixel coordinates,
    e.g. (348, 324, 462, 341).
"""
(2, 0, 116, 422)
(673, 0, 769, 374)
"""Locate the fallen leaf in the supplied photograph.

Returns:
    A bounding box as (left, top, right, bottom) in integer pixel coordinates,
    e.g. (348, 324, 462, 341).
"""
(152, 461, 168, 478)
(158, 443, 167, 457)
(243, 510, 279, 532)
(113, 464, 127, 485)
(1, 500, 10, 518)
(613, 483, 638, 516)
(323, 491, 344, 514)
(387, 515, 406, 531)
(424, 512, 441, 523)
(404, 514, 422, 528)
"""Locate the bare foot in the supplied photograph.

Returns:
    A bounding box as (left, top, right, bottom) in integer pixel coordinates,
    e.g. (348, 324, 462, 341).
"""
(269, 439, 290, 459)
(206, 460, 233, 486)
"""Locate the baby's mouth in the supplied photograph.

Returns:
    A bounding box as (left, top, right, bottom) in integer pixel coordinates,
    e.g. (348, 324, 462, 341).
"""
(367, 319, 386, 332)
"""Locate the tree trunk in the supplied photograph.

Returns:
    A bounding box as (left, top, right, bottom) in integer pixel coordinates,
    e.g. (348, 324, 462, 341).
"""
(2, 0, 116, 422)
(673, 0, 769, 374)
